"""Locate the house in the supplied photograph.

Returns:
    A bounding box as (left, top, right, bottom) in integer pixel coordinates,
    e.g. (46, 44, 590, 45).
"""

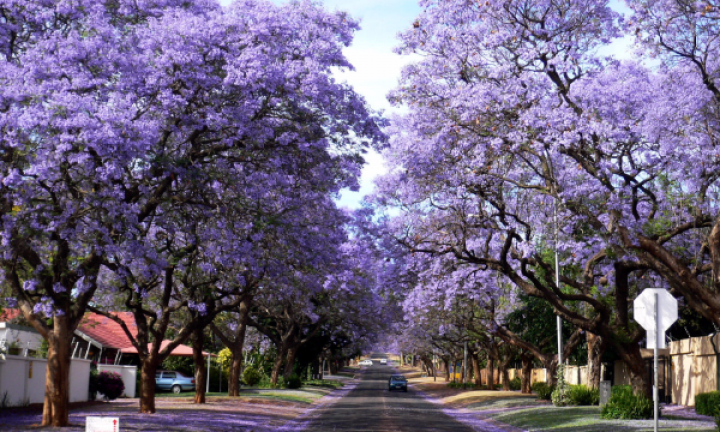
(1, 309, 208, 365)
(0, 310, 43, 356)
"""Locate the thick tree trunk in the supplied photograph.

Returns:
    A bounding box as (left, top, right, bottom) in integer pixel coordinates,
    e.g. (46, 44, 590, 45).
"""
(521, 353, 532, 394)
(192, 328, 206, 404)
(472, 354, 482, 386)
(139, 359, 158, 413)
(329, 360, 338, 375)
(586, 332, 606, 389)
(443, 358, 450, 382)
(500, 358, 511, 391)
(543, 357, 558, 387)
(229, 353, 243, 396)
(41, 316, 73, 427)
(283, 345, 299, 379)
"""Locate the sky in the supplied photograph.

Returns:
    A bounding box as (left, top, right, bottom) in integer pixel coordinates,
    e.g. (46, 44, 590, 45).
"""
(219, 0, 635, 210)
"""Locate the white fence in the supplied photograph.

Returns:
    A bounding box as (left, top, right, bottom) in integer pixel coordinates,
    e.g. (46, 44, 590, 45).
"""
(0, 354, 91, 407)
(97, 364, 137, 398)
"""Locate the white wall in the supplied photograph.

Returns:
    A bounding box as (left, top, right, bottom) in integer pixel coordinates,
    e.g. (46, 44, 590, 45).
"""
(0, 354, 92, 406)
(97, 364, 137, 398)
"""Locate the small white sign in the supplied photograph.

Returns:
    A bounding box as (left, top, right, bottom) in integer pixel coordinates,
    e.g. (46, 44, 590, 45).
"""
(633, 288, 678, 349)
(86, 417, 119, 432)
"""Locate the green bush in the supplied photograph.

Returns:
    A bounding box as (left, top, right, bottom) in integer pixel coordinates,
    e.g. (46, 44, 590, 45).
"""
(448, 381, 475, 389)
(285, 374, 302, 389)
(96, 371, 125, 401)
(696, 391, 720, 416)
(242, 366, 262, 387)
(532, 382, 555, 400)
(715, 406, 720, 432)
(567, 384, 600, 406)
(509, 376, 522, 391)
(601, 385, 654, 420)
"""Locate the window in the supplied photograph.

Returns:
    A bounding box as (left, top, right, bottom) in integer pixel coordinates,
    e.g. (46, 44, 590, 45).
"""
(164, 372, 176, 379)
(156, 373, 162, 379)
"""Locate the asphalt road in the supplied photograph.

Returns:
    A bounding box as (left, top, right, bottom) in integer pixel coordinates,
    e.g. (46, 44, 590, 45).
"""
(300, 353, 491, 432)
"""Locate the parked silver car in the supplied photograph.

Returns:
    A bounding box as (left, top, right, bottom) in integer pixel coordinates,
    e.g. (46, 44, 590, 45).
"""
(155, 370, 195, 394)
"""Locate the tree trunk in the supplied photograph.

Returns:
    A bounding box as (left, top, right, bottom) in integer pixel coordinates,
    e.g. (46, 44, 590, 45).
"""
(543, 356, 558, 387)
(192, 328, 206, 404)
(41, 316, 73, 427)
(616, 342, 650, 396)
(270, 345, 286, 387)
(443, 358, 450, 382)
(329, 359, 338, 375)
(521, 353, 532, 394)
(472, 354, 482, 386)
(500, 358, 511, 391)
(487, 356, 495, 389)
(139, 359, 158, 414)
(283, 345, 299, 379)
(586, 332, 606, 389)
(228, 296, 251, 396)
(229, 353, 243, 396)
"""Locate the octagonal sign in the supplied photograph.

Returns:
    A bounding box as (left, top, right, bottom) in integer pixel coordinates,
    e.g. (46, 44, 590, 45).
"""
(633, 288, 678, 349)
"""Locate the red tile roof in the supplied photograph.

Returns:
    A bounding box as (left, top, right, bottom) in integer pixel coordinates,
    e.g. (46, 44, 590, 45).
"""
(2, 309, 213, 357)
(0, 308, 22, 322)
(78, 311, 137, 350)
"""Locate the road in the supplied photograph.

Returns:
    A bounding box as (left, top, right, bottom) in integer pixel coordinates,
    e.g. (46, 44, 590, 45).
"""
(300, 353, 504, 432)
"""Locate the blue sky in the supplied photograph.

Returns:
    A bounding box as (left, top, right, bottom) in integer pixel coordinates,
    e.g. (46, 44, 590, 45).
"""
(219, 0, 635, 209)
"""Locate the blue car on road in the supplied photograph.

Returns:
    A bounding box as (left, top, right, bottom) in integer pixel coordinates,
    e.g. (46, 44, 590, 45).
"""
(156, 370, 195, 394)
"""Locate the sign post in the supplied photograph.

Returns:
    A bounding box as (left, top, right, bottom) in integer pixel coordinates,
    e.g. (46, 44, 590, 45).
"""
(633, 288, 678, 432)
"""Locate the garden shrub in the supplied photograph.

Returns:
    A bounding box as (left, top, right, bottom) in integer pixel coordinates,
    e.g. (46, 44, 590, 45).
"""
(285, 374, 302, 389)
(566, 384, 600, 406)
(448, 381, 475, 389)
(96, 371, 125, 401)
(532, 382, 554, 400)
(242, 366, 262, 387)
(600, 385, 653, 419)
(696, 391, 720, 416)
(509, 376, 522, 391)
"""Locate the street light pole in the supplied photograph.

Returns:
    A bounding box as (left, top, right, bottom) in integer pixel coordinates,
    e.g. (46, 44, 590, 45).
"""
(554, 199, 563, 366)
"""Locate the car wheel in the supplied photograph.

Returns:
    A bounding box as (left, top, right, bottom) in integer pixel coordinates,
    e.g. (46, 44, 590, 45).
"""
(172, 385, 182, 394)
(403, 388, 407, 392)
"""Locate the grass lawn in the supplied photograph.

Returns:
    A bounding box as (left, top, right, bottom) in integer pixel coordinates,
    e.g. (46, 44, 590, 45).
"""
(487, 406, 717, 432)
(161, 386, 337, 404)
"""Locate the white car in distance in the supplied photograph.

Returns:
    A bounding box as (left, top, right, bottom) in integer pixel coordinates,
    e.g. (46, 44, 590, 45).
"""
(380, 359, 387, 364)
(359, 360, 373, 366)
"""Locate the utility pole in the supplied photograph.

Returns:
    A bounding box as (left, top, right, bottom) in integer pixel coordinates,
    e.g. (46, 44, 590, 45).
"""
(554, 199, 563, 366)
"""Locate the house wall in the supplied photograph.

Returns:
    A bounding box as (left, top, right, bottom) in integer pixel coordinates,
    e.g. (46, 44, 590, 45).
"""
(0, 325, 44, 355)
(0, 354, 91, 406)
(97, 364, 137, 398)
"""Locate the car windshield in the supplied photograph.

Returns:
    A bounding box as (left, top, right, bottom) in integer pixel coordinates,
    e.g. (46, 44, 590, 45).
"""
(390, 376, 406, 381)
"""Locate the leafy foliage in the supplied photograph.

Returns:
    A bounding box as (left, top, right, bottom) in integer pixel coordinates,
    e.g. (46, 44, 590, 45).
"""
(695, 391, 720, 416)
(600, 386, 653, 420)
(509, 376, 522, 391)
(566, 385, 599, 406)
(285, 374, 302, 390)
(96, 371, 125, 401)
(242, 366, 262, 387)
(551, 364, 570, 407)
(532, 382, 555, 400)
